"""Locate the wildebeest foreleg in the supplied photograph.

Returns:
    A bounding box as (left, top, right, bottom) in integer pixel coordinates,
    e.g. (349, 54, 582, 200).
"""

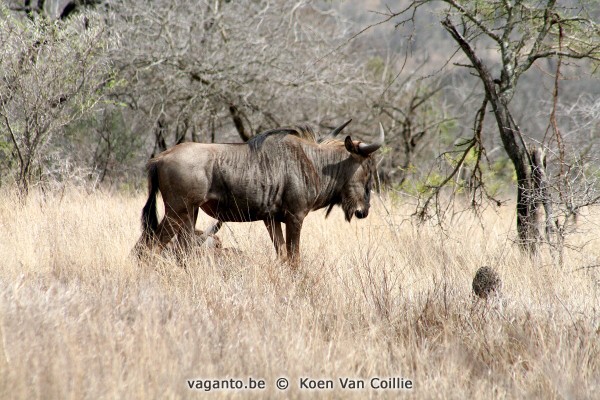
(285, 217, 304, 267)
(201, 219, 223, 237)
(264, 218, 285, 259)
(193, 220, 223, 249)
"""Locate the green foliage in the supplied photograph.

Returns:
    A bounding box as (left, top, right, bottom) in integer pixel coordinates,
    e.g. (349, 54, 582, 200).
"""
(438, 119, 458, 147)
(61, 106, 144, 183)
(492, 156, 516, 183)
(463, 147, 479, 168)
(0, 7, 114, 193)
(366, 56, 386, 80)
(415, 172, 445, 195)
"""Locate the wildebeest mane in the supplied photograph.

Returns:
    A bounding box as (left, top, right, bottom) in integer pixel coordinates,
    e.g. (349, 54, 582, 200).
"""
(248, 125, 317, 151)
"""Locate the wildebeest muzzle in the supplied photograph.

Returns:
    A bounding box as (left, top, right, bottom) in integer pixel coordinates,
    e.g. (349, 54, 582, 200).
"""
(355, 209, 369, 219)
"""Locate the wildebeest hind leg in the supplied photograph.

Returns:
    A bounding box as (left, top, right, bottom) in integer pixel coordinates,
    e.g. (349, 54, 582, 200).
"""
(155, 215, 179, 251)
(154, 203, 191, 249)
(172, 206, 197, 255)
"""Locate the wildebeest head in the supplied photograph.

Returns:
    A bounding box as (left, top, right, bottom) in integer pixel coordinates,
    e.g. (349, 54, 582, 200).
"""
(325, 123, 384, 222)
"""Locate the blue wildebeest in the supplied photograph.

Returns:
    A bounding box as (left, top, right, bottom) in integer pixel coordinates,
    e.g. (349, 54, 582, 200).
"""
(135, 120, 384, 266)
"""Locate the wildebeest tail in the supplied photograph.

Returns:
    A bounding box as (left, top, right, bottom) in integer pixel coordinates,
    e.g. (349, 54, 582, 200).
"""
(141, 161, 160, 238)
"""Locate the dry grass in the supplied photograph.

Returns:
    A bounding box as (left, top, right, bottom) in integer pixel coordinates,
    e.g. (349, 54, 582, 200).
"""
(0, 188, 598, 399)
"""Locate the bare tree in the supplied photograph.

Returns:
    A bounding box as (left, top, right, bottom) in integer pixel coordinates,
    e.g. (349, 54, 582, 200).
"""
(542, 95, 600, 264)
(377, 0, 600, 254)
(374, 70, 452, 186)
(107, 0, 374, 153)
(1, 1, 449, 191)
(0, 7, 113, 195)
(6, 1, 106, 20)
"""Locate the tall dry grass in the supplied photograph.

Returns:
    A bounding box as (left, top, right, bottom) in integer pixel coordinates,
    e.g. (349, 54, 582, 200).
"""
(0, 187, 598, 399)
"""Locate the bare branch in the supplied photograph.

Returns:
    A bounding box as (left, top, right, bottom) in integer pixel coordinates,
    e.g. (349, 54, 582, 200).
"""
(441, 0, 503, 44)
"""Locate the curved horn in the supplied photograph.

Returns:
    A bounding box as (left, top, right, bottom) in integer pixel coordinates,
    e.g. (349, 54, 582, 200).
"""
(327, 119, 352, 139)
(357, 122, 385, 155)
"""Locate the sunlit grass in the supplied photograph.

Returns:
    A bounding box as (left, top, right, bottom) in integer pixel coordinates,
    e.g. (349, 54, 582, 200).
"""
(0, 187, 598, 399)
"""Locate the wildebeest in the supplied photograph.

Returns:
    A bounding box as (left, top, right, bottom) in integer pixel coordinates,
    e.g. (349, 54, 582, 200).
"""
(166, 229, 222, 251)
(135, 120, 384, 266)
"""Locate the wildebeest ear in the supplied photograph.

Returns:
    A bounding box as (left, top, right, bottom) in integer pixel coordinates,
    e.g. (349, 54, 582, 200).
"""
(344, 136, 359, 154)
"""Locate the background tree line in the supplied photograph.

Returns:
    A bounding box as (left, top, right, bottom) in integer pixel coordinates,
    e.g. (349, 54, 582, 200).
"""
(0, 0, 454, 192)
(1, 0, 599, 261)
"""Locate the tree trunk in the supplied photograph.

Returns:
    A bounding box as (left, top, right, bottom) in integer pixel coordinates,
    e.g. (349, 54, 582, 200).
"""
(442, 18, 544, 253)
(497, 114, 535, 252)
(191, 126, 200, 143)
(152, 117, 168, 158)
(531, 147, 555, 241)
(229, 104, 251, 142)
(175, 118, 188, 145)
(531, 147, 562, 264)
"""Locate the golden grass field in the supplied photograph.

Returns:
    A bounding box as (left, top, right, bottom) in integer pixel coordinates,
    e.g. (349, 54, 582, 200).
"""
(0, 188, 598, 399)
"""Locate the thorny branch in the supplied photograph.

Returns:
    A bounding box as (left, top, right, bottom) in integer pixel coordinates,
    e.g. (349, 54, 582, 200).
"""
(415, 97, 503, 224)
